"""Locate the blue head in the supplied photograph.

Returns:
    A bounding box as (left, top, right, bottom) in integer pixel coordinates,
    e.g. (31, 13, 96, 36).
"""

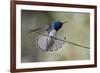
(52, 21, 63, 31)
(48, 21, 63, 33)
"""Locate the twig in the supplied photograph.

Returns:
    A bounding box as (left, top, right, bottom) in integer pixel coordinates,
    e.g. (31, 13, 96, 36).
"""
(31, 31, 90, 49)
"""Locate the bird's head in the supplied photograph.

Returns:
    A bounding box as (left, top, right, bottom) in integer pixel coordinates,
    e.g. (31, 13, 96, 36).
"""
(51, 21, 68, 31)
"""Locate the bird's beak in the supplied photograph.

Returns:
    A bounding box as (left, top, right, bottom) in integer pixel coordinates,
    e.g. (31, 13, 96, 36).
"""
(62, 21, 68, 24)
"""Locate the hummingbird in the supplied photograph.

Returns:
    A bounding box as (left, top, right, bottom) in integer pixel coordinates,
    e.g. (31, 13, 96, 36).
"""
(29, 21, 89, 51)
(46, 21, 68, 50)
(29, 21, 68, 51)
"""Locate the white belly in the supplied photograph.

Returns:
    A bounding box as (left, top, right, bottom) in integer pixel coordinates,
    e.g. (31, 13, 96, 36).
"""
(45, 30, 56, 50)
(49, 29, 56, 37)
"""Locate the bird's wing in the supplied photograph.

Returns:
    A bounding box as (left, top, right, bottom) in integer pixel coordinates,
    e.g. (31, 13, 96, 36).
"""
(29, 24, 49, 33)
(31, 31, 90, 49)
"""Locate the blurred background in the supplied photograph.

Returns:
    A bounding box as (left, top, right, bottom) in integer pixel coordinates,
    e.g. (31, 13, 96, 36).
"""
(21, 10, 90, 63)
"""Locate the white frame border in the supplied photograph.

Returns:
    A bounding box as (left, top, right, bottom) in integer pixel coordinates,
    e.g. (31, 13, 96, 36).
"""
(16, 4, 95, 69)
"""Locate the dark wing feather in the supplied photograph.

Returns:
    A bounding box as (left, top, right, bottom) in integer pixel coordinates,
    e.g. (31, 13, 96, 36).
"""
(29, 24, 49, 33)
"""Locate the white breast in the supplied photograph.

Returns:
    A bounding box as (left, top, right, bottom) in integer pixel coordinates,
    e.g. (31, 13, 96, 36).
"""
(49, 29, 57, 37)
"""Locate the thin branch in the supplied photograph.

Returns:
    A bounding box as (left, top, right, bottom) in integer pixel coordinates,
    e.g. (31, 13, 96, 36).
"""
(30, 31, 90, 49)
